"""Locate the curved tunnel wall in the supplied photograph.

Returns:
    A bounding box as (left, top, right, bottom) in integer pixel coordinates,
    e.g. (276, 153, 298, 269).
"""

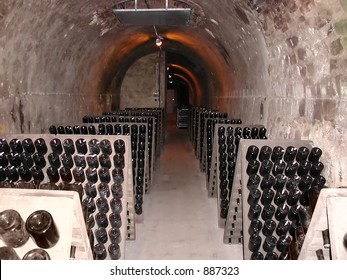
(0, 0, 346, 187)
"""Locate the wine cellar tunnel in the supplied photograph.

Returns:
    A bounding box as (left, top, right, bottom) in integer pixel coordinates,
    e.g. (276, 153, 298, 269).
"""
(1, 0, 347, 260)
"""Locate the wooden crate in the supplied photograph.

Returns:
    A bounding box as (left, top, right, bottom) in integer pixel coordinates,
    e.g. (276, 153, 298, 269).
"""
(0, 189, 92, 260)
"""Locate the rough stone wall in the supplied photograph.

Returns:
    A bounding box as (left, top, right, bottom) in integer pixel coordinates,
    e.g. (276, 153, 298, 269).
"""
(216, 0, 347, 187)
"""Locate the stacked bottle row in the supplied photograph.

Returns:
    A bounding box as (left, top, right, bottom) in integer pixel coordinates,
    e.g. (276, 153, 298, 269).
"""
(103, 108, 164, 158)
(202, 118, 243, 183)
(242, 143, 326, 260)
(49, 121, 153, 195)
(215, 126, 267, 227)
(0, 135, 131, 260)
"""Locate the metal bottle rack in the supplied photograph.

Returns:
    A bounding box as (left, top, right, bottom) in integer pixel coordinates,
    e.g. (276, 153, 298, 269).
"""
(0, 134, 133, 260)
(223, 139, 327, 260)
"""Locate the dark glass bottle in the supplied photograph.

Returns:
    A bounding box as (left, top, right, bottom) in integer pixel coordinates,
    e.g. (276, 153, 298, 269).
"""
(263, 236, 277, 253)
(106, 124, 113, 135)
(111, 183, 123, 199)
(283, 146, 297, 163)
(72, 167, 85, 183)
(108, 243, 121, 260)
(86, 167, 98, 183)
(276, 234, 292, 253)
(73, 125, 81, 134)
(48, 152, 61, 169)
(110, 197, 123, 214)
(260, 175, 275, 190)
(248, 233, 262, 252)
(61, 153, 74, 169)
(247, 174, 261, 191)
(98, 182, 110, 198)
(22, 138, 36, 155)
(99, 154, 111, 169)
(259, 160, 273, 177)
(309, 161, 324, 178)
(25, 210, 60, 249)
(296, 146, 310, 163)
(88, 125, 96, 135)
(0, 152, 8, 167)
(84, 182, 97, 198)
(271, 146, 284, 162)
(274, 188, 288, 206)
(94, 228, 108, 244)
(75, 138, 88, 154)
(82, 197, 96, 214)
(284, 161, 299, 177)
(109, 228, 122, 244)
(7, 152, 22, 168)
(0, 246, 20, 260)
(308, 147, 322, 162)
(246, 160, 260, 176)
(96, 197, 109, 214)
(46, 166, 60, 183)
(265, 252, 278, 260)
(261, 188, 275, 205)
(65, 125, 73, 134)
(63, 139, 75, 154)
(259, 127, 267, 139)
(81, 125, 88, 134)
(258, 146, 272, 162)
(288, 205, 301, 221)
(262, 219, 276, 236)
(0, 167, 7, 182)
(0, 209, 30, 247)
(33, 152, 46, 169)
(272, 160, 286, 176)
(100, 139, 112, 155)
(95, 212, 109, 228)
(299, 174, 313, 192)
(247, 189, 261, 206)
(114, 139, 125, 155)
(0, 138, 11, 153)
(112, 168, 124, 185)
(30, 166, 45, 183)
(275, 203, 289, 221)
(246, 145, 259, 162)
(286, 189, 301, 206)
(273, 174, 287, 191)
(87, 154, 99, 169)
(88, 139, 100, 155)
(276, 220, 291, 236)
(50, 138, 63, 155)
(9, 138, 23, 153)
(18, 166, 32, 182)
(297, 161, 312, 176)
(248, 219, 263, 235)
(250, 252, 264, 260)
(99, 167, 111, 183)
(74, 154, 87, 169)
(59, 167, 72, 183)
(20, 152, 34, 168)
(248, 204, 262, 220)
(57, 126, 65, 134)
(261, 204, 275, 220)
(34, 138, 48, 154)
(285, 175, 300, 191)
(109, 213, 122, 229)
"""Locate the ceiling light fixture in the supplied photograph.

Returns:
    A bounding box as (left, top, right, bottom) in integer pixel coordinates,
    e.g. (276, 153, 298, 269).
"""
(153, 25, 164, 47)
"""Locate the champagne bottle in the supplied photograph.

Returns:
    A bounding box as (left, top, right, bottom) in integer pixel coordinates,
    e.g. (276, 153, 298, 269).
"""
(94, 227, 108, 244)
(283, 146, 297, 163)
(260, 188, 275, 205)
(108, 228, 122, 245)
(274, 188, 288, 206)
(109, 213, 122, 229)
(84, 182, 97, 198)
(34, 138, 48, 154)
(96, 197, 109, 214)
(248, 219, 263, 235)
(260, 175, 275, 190)
(259, 160, 273, 177)
(63, 139, 75, 154)
(263, 235, 277, 253)
(108, 243, 121, 260)
(33, 152, 46, 168)
(88, 139, 100, 155)
(98, 182, 110, 198)
(271, 146, 284, 162)
(261, 204, 275, 220)
(0, 138, 11, 153)
(248, 233, 262, 252)
(308, 147, 322, 162)
(276, 220, 291, 236)
(272, 160, 286, 176)
(48, 152, 61, 169)
(246, 145, 259, 162)
(248, 204, 262, 220)
(50, 138, 63, 155)
(74, 154, 86, 169)
(258, 146, 272, 162)
(262, 219, 276, 236)
(296, 146, 310, 162)
(22, 138, 36, 155)
(75, 138, 88, 154)
(9, 138, 23, 153)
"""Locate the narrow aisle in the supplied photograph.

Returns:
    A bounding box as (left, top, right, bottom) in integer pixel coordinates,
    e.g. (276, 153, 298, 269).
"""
(125, 115, 243, 259)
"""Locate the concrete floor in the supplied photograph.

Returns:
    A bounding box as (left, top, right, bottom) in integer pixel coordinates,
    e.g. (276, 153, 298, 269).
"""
(125, 115, 243, 260)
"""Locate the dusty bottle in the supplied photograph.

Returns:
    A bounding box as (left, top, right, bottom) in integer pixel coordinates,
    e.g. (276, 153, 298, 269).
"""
(0, 209, 30, 247)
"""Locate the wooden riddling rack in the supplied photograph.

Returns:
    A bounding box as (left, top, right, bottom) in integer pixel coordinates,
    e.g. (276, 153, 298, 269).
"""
(224, 139, 327, 260)
(51, 120, 155, 196)
(49, 122, 152, 221)
(299, 188, 347, 260)
(201, 118, 243, 190)
(106, 108, 165, 159)
(211, 124, 266, 229)
(0, 134, 133, 260)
